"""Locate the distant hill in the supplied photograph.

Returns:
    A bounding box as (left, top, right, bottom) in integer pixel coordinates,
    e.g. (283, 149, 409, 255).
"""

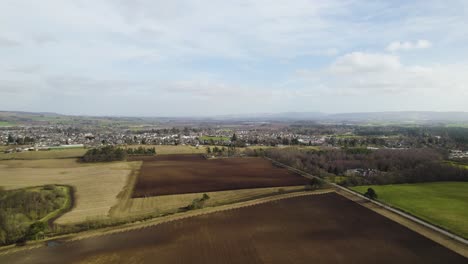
(1, 110, 468, 125)
(326, 111, 468, 123)
(214, 111, 468, 123)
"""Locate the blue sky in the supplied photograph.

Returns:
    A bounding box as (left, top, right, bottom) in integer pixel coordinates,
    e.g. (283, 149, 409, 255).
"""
(1, 0, 467, 116)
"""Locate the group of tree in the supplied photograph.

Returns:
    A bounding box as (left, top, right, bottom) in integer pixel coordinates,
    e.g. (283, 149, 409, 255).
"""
(183, 193, 210, 211)
(126, 146, 156, 156)
(7, 134, 35, 145)
(206, 146, 240, 157)
(0, 185, 67, 245)
(81, 146, 127, 162)
(258, 147, 468, 186)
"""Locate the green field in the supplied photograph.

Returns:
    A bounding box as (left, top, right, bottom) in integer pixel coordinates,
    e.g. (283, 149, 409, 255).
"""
(0, 121, 14, 127)
(199, 136, 230, 141)
(0, 148, 87, 160)
(325, 175, 347, 184)
(352, 182, 468, 238)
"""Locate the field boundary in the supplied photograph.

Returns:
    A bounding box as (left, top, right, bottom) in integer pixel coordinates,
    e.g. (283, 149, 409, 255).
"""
(266, 157, 468, 248)
(108, 161, 142, 217)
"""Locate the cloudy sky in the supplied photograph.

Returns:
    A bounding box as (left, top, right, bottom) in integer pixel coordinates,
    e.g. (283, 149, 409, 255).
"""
(1, 0, 468, 116)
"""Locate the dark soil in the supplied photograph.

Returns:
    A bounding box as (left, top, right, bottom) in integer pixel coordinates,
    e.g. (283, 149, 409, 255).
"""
(131, 155, 309, 197)
(1, 193, 465, 264)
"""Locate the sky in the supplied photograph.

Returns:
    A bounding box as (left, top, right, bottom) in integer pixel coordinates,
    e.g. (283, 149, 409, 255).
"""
(1, 0, 468, 116)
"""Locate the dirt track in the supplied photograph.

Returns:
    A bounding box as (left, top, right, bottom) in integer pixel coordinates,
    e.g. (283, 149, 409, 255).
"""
(131, 155, 309, 197)
(1, 192, 465, 264)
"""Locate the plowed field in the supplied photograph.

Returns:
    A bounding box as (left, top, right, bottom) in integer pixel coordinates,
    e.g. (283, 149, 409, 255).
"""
(1, 193, 465, 264)
(130, 155, 309, 197)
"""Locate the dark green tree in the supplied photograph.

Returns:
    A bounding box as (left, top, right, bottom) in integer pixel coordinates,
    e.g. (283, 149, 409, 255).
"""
(364, 188, 378, 200)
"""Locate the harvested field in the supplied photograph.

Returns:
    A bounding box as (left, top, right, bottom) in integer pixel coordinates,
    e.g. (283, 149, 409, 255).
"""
(110, 185, 306, 219)
(1, 193, 465, 264)
(130, 155, 309, 197)
(0, 159, 137, 224)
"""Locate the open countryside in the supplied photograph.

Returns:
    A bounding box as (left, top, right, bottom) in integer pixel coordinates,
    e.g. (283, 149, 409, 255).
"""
(0, 193, 465, 264)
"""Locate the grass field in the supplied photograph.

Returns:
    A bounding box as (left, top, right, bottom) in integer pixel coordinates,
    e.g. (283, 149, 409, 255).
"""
(0, 159, 136, 224)
(199, 135, 230, 141)
(351, 182, 468, 238)
(110, 185, 306, 219)
(0, 121, 14, 127)
(126, 144, 320, 156)
(0, 148, 87, 160)
(125, 145, 206, 155)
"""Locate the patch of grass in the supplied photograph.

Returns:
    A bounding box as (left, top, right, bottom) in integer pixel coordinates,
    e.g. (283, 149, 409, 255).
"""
(125, 145, 206, 155)
(0, 121, 14, 127)
(0, 148, 87, 160)
(443, 160, 468, 169)
(199, 136, 230, 141)
(351, 182, 468, 238)
(324, 175, 347, 184)
(446, 123, 468, 128)
(333, 134, 363, 139)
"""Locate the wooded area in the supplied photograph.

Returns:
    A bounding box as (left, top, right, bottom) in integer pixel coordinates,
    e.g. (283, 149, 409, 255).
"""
(250, 147, 468, 186)
(0, 185, 69, 245)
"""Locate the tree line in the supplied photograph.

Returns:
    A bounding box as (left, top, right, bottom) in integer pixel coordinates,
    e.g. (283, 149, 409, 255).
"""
(81, 146, 156, 162)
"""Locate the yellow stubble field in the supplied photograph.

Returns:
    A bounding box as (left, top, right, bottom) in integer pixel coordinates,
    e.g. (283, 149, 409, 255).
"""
(0, 159, 139, 225)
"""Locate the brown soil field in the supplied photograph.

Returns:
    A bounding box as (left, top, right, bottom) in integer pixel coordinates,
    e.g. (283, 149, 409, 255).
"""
(130, 155, 309, 197)
(1, 193, 465, 264)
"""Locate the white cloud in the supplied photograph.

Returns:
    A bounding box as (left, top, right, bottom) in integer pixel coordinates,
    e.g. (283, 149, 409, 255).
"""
(0, 36, 20, 47)
(0, 1, 468, 114)
(297, 51, 468, 97)
(330, 52, 401, 74)
(386, 40, 432, 52)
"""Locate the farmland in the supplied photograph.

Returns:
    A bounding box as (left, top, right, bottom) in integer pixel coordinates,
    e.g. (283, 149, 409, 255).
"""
(1, 193, 465, 264)
(199, 135, 230, 141)
(110, 185, 305, 219)
(130, 154, 309, 197)
(0, 159, 136, 224)
(0, 121, 13, 127)
(0, 148, 87, 160)
(352, 182, 468, 238)
(125, 144, 206, 155)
